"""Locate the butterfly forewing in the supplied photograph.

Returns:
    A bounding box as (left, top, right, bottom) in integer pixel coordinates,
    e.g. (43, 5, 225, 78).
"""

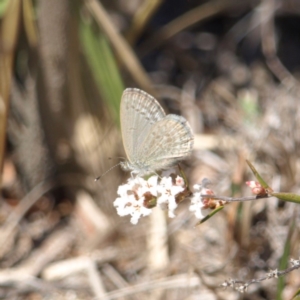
(120, 89, 166, 164)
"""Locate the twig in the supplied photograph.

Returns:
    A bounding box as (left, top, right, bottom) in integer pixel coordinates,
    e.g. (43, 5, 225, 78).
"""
(201, 194, 271, 202)
(42, 247, 119, 280)
(18, 227, 75, 276)
(0, 179, 55, 255)
(221, 258, 300, 293)
(93, 273, 200, 300)
(42, 248, 119, 299)
(0, 274, 57, 293)
(86, 259, 110, 300)
(0, 226, 75, 287)
(260, 0, 298, 88)
(101, 264, 139, 300)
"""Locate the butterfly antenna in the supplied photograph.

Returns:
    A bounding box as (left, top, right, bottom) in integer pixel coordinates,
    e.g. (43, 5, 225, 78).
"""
(94, 162, 121, 181)
(108, 156, 126, 161)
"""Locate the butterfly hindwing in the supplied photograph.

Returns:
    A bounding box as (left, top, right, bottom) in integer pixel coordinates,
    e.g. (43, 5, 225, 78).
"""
(136, 114, 194, 172)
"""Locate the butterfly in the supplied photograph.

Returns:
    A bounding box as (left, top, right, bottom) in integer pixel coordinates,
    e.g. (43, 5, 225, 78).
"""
(119, 88, 194, 176)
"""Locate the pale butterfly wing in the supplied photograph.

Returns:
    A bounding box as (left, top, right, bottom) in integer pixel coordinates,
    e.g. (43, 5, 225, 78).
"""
(121, 88, 166, 164)
(136, 114, 194, 173)
(120, 88, 194, 175)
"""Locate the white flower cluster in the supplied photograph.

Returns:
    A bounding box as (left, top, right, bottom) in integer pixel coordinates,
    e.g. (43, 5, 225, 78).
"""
(114, 175, 217, 224)
(114, 175, 185, 224)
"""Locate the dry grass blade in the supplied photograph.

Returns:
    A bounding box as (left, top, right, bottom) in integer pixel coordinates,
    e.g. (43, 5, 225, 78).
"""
(84, 0, 155, 95)
(22, 0, 38, 47)
(0, 180, 55, 253)
(260, 0, 298, 88)
(139, 0, 242, 56)
(0, 0, 21, 52)
(0, 226, 75, 284)
(198, 206, 224, 225)
(0, 0, 21, 178)
(125, 0, 163, 44)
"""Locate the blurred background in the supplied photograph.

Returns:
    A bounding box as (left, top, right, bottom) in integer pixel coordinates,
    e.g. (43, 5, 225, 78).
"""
(0, 0, 300, 299)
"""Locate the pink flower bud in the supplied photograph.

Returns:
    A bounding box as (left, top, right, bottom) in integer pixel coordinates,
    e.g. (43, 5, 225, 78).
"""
(246, 181, 267, 195)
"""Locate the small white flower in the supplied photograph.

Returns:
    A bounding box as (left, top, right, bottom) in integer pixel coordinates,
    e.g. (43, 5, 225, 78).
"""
(114, 177, 153, 224)
(189, 184, 209, 219)
(144, 175, 159, 196)
(290, 258, 300, 267)
(175, 175, 185, 187)
(157, 176, 184, 218)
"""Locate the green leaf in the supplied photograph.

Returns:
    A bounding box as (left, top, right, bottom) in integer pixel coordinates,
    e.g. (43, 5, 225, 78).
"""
(0, 0, 10, 17)
(197, 206, 224, 225)
(271, 192, 300, 204)
(291, 288, 300, 300)
(246, 160, 271, 190)
(276, 217, 295, 300)
(80, 18, 124, 125)
(239, 90, 260, 125)
(276, 238, 290, 299)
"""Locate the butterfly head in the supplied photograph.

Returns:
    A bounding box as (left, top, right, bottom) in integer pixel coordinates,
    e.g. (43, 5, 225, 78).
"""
(120, 160, 154, 177)
(120, 161, 132, 172)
